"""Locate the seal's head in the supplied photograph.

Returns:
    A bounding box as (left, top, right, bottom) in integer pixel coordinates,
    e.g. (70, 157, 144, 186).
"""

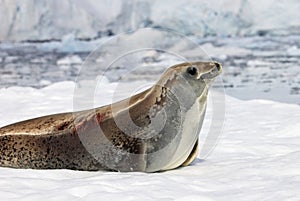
(158, 61, 222, 83)
(156, 61, 222, 107)
(183, 61, 222, 81)
(173, 61, 222, 84)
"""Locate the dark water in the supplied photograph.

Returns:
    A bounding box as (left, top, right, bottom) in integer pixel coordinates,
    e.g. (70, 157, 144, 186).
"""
(0, 35, 299, 104)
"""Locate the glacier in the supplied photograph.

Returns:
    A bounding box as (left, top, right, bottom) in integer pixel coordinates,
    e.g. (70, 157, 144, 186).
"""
(1, 0, 300, 42)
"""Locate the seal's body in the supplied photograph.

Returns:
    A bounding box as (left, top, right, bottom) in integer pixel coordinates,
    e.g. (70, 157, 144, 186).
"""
(0, 62, 222, 172)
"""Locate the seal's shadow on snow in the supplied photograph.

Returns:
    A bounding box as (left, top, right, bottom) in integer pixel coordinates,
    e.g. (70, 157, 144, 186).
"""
(190, 158, 205, 166)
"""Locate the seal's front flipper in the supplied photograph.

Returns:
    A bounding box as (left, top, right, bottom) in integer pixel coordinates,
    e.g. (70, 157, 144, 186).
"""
(181, 139, 199, 167)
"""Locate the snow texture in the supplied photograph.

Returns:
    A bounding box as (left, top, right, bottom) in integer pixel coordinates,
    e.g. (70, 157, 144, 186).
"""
(0, 81, 299, 201)
(1, 0, 300, 42)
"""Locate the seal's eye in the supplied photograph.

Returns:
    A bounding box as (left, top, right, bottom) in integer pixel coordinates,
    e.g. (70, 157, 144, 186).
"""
(186, 66, 198, 77)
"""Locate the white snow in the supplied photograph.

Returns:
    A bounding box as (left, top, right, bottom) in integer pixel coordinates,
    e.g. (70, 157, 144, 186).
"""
(0, 81, 299, 200)
(57, 55, 82, 66)
(287, 46, 300, 56)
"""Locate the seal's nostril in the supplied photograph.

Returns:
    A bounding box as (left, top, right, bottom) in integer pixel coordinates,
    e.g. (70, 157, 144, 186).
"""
(214, 62, 221, 71)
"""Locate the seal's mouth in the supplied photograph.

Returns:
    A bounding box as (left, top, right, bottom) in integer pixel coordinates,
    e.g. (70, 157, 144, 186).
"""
(201, 62, 222, 80)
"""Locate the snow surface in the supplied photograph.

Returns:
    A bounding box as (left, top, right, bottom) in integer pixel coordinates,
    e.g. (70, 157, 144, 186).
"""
(0, 81, 299, 201)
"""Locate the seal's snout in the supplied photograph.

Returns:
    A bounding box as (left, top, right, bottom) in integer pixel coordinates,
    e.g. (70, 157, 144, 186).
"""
(200, 62, 222, 80)
(214, 62, 222, 72)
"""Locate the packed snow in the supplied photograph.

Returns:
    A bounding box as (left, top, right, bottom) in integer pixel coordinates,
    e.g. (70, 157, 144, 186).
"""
(0, 80, 299, 201)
